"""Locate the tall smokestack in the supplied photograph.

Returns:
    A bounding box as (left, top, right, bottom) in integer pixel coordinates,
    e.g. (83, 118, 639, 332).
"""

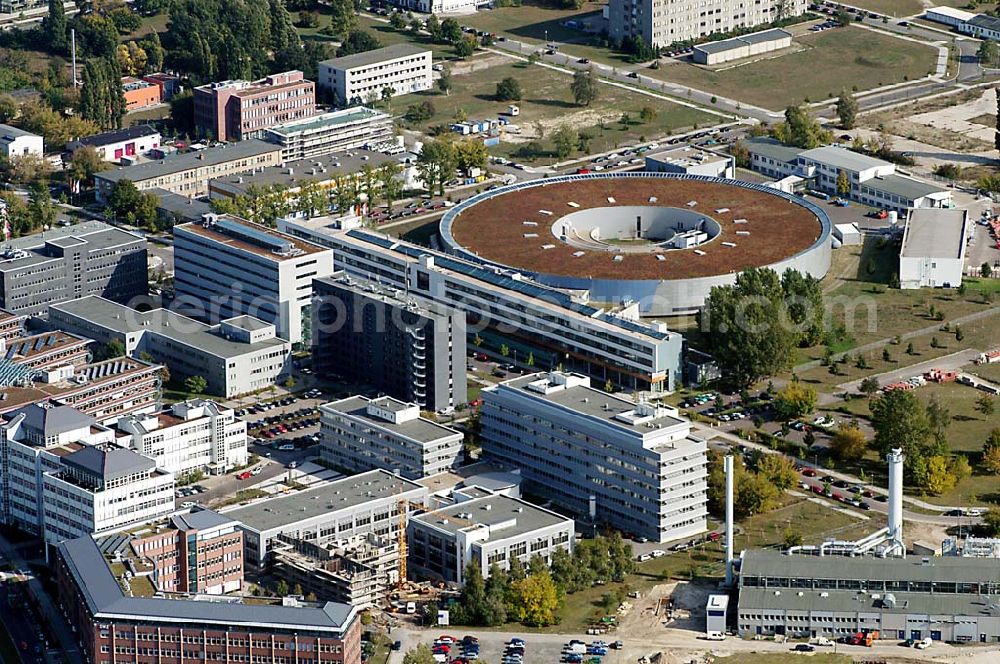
(886, 448, 905, 557)
(71, 29, 77, 88)
(724, 454, 734, 586)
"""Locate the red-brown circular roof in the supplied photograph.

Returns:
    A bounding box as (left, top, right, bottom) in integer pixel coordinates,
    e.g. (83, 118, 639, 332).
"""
(447, 177, 825, 281)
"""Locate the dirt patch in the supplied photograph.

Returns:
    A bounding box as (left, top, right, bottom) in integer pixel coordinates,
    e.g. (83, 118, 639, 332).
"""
(967, 113, 996, 127)
(904, 519, 949, 550)
(447, 53, 512, 76)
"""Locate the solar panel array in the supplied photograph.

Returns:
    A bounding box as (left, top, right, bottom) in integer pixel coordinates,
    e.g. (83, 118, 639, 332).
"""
(5, 333, 61, 359)
(215, 218, 294, 254)
(0, 359, 34, 387)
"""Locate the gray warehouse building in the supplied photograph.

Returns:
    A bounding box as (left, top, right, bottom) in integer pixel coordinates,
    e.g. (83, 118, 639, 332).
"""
(312, 272, 467, 411)
(480, 371, 707, 543)
(320, 395, 464, 479)
(738, 549, 1000, 643)
(0, 221, 147, 317)
(408, 488, 574, 585)
(221, 469, 428, 568)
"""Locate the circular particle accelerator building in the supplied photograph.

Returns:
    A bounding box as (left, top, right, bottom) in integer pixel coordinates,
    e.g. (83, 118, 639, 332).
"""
(440, 173, 832, 317)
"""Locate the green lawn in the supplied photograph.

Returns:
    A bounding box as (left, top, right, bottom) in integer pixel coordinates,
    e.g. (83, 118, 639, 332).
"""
(842, 0, 924, 16)
(646, 26, 937, 110)
(395, 59, 716, 164)
(297, 13, 456, 58)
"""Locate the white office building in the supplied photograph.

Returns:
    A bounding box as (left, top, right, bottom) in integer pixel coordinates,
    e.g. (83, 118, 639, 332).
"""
(408, 488, 575, 585)
(115, 399, 248, 477)
(480, 372, 708, 543)
(42, 442, 175, 545)
(899, 208, 970, 289)
(0, 402, 174, 545)
(173, 214, 334, 345)
(264, 107, 394, 161)
(0, 124, 43, 159)
(319, 44, 433, 106)
(49, 296, 292, 399)
(609, 0, 807, 48)
(320, 396, 463, 479)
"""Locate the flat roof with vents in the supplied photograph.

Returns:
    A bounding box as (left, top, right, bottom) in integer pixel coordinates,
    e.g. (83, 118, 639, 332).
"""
(411, 492, 572, 541)
(176, 215, 327, 261)
(220, 468, 427, 534)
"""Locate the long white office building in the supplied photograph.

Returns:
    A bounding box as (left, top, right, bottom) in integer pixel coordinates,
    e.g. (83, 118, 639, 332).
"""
(277, 217, 684, 393)
(115, 399, 248, 477)
(319, 44, 433, 106)
(173, 214, 334, 345)
(480, 372, 707, 543)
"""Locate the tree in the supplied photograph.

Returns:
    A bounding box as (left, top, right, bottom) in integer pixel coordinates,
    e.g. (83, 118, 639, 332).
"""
(984, 429, 1000, 475)
(405, 100, 435, 123)
(984, 510, 1000, 537)
(326, 0, 357, 37)
(926, 394, 951, 449)
(4, 154, 53, 185)
(43, 0, 68, 54)
(142, 31, 164, 72)
(639, 106, 657, 123)
(275, 579, 289, 596)
(773, 380, 817, 419)
(458, 561, 487, 622)
(95, 338, 126, 361)
(426, 13, 442, 41)
(184, 375, 207, 395)
(510, 572, 560, 627)
(924, 455, 957, 495)
(454, 36, 476, 58)
(437, 66, 452, 96)
(831, 422, 867, 461)
(440, 17, 463, 43)
(869, 389, 933, 475)
(980, 38, 998, 66)
(552, 125, 577, 160)
(455, 139, 488, 174)
(28, 181, 57, 231)
(571, 68, 599, 107)
(80, 58, 126, 129)
(982, 262, 994, 278)
(859, 376, 880, 398)
(117, 42, 149, 76)
(836, 169, 850, 197)
(416, 138, 457, 196)
(835, 89, 858, 129)
(774, 105, 829, 149)
(701, 267, 798, 386)
(495, 76, 522, 101)
(757, 454, 796, 490)
(783, 528, 803, 548)
(403, 644, 437, 664)
(389, 11, 406, 29)
(378, 163, 403, 211)
(107, 179, 144, 221)
(976, 393, 996, 417)
(781, 268, 824, 346)
(336, 30, 382, 57)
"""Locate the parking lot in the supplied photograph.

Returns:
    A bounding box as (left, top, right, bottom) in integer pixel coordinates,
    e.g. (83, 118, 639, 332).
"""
(418, 634, 624, 664)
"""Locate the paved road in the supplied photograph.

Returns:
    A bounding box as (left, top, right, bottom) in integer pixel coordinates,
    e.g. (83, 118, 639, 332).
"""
(836, 348, 983, 394)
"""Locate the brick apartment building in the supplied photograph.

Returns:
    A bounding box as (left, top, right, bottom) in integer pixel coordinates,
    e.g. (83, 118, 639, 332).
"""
(57, 536, 361, 664)
(128, 509, 244, 595)
(193, 70, 316, 142)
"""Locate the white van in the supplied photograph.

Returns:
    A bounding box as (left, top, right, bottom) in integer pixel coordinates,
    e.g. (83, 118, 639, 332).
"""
(405, 601, 416, 614)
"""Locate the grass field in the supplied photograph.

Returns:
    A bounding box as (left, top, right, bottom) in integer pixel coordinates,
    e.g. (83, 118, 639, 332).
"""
(394, 58, 716, 163)
(843, 0, 924, 16)
(646, 26, 937, 110)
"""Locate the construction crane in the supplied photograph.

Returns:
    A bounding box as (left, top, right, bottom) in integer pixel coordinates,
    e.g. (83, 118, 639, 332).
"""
(395, 498, 476, 591)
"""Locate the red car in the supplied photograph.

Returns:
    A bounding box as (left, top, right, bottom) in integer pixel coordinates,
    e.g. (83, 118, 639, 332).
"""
(473, 353, 488, 361)
(802, 468, 817, 477)
(810, 485, 823, 495)
(237, 471, 252, 480)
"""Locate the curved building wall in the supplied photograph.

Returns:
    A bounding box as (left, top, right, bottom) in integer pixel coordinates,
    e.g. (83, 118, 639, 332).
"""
(441, 173, 833, 316)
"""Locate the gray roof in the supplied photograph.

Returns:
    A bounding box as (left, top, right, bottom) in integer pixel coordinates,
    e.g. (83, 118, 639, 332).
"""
(58, 536, 356, 633)
(741, 549, 1000, 585)
(744, 137, 802, 165)
(222, 469, 426, 534)
(209, 149, 398, 196)
(171, 508, 238, 532)
(150, 188, 213, 223)
(694, 29, 791, 54)
(901, 208, 968, 259)
(740, 28, 792, 44)
(265, 107, 392, 138)
(323, 396, 462, 445)
(739, 586, 999, 618)
(49, 296, 289, 359)
(461, 471, 522, 492)
(222, 315, 273, 332)
(95, 140, 281, 185)
(0, 123, 40, 141)
(7, 402, 96, 438)
(321, 43, 430, 71)
(63, 444, 156, 480)
(867, 174, 948, 201)
(412, 493, 571, 541)
(969, 13, 1000, 31)
(68, 125, 159, 150)
(798, 145, 890, 173)
(0, 221, 145, 273)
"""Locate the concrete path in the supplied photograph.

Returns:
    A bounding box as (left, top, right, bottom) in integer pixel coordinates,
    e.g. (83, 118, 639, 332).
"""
(835, 348, 983, 394)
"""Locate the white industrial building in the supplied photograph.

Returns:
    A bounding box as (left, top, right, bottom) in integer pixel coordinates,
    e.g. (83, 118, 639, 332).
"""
(49, 296, 292, 399)
(745, 138, 953, 212)
(0, 124, 43, 159)
(408, 488, 575, 585)
(386, 0, 485, 11)
(319, 44, 432, 107)
(644, 146, 734, 178)
(833, 223, 862, 246)
(480, 371, 708, 543)
(65, 125, 161, 164)
(173, 214, 334, 345)
(899, 208, 969, 289)
(320, 396, 463, 480)
(692, 29, 792, 65)
(221, 469, 428, 568)
(115, 400, 248, 477)
(924, 5, 976, 28)
(609, 0, 807, 48)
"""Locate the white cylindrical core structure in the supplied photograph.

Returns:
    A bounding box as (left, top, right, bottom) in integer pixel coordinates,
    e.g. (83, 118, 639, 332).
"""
(887, 448, 904, 543)
(724, 455, 734, 586)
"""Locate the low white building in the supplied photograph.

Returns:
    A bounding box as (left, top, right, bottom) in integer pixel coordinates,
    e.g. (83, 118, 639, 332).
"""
(899, 208, 969, 289)
(833, 222, 862, 246)
(924, 5, 976, 28)
(66, 125, 161, 163)
(0, 124, 43, 159)
(320, 396, 463, 480)
(263, 107, 394, 161)
(959, 13, 1000, 39)
(43, 442, 175, 545)
(115, 400, 248, 478)
(319, 44, 432, 106)
(693, 29, 792, 65)
(644, 146, 734, 178)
